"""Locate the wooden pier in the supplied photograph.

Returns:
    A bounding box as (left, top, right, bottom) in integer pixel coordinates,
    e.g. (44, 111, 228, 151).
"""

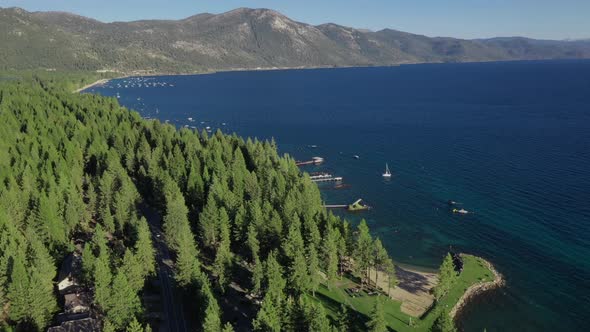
(323, 204, 348, 209)
(310, 174, 343, 182)
(323, 199, 370, 211)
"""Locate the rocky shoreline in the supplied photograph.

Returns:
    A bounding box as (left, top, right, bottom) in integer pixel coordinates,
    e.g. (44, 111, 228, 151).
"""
(450, 255, 505, 319)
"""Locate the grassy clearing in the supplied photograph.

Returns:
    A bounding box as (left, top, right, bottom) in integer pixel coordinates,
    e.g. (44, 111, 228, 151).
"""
(310, 254, 494, 331)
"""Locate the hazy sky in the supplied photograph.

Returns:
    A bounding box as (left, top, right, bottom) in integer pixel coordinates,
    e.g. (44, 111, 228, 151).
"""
(1, 0, 588, 40)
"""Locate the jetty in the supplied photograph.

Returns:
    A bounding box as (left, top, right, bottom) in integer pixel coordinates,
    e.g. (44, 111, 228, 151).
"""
(296, 156, 324, 166)
(323, 199, 370, 211)
(310, 173, 343, 182)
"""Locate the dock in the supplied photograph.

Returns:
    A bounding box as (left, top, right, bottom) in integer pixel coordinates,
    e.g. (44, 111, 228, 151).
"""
(312, 176, 343, 182)
(323, 199, 370, 211)
(323, 204, 348, 208)
(296, 156, 324, 166)
(310, 173, 343, 182)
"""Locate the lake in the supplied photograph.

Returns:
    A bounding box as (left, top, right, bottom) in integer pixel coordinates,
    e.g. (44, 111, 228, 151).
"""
(87, 60, 590, 331)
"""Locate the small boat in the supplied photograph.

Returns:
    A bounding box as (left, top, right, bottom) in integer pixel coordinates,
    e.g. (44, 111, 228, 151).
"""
(353, 155, 360, 160)
(452, 208, 469, 214)
(383, 163, 392, 178)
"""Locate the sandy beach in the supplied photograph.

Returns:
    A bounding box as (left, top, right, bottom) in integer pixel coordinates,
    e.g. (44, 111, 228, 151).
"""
(73, 78, 110, 93)
(368, 265, 438, 317)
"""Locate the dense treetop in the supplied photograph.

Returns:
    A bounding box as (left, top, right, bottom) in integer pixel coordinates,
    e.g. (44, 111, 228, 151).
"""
(0, 74, 404, 331)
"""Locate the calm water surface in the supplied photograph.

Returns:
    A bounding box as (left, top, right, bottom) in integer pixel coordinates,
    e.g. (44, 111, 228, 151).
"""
(88, 60, 590, 331)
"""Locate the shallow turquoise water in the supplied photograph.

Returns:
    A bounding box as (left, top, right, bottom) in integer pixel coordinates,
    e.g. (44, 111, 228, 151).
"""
(88, 60, 590, 331)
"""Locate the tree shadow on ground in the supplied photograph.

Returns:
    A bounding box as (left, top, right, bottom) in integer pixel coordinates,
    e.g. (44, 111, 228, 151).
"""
(395, 266, 433, 294)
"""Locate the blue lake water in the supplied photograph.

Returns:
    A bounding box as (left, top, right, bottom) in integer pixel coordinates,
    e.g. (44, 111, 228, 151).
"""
(87, 60, 590, 331)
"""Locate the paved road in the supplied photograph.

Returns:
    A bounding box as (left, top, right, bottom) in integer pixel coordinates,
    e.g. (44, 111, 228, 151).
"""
(140, 203, 189, 332)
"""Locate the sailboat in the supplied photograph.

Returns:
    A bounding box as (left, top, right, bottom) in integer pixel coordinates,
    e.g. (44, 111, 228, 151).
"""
(383, 163, 392, 178)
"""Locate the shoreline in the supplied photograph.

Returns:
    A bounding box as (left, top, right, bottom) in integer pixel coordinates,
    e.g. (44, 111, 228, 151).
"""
(74, 58, 567, 93)
(450, 255, 505, 320)
(73, 63, 413, 93)
(73, 78, 110, 93)
(78, 75, 507, 327)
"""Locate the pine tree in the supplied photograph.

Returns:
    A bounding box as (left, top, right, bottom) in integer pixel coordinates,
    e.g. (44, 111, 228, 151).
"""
(222, 322, 235, 332)
(431, 310, 457, 332)
(336, 304, 351, 332)
(372, 238, 389, 288)
(107, 271, 141, 328)
(247, 223, 260, 264)
(253, 297, 282, 332)
(383, 258, 397, 297)
(27, 236, 58, 329)
(322, 225, 339, 283)
(36, 191, 67, 248)
(213, 208, 233, 291)
(81, 243, 96, 283)
(307, 303, 332, 332)
(126, 317, 144, 332)
(199, 196, 220, 249)
(253, 250, 286, 331)
(121, 249, 144, 293)
(308, 246, 320, 297)
(163, 189, 190, 251)
(264, 251, 286, 305)
(134, 217, 155, 278)
(251, 256, 264, 295)
(288, 248, 309, 295)
(284, 218, 304, 260)
(434, 253, 457, 300)
(103, 320, 117, 332)
(7, 248, 29, 324)
(63, 183, 86, 233)
(94, 248, 112, 312)
(366, 297, 387, 332)
(203, 299, 222, 332)
(174, 229, 201, 287)
(354, 220, 373, 288)
(307, 304, 332, 332)
(86, 178, 98, 218)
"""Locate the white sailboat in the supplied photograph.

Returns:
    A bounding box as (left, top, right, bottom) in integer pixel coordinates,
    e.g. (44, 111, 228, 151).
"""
(383, 163, 392, 178)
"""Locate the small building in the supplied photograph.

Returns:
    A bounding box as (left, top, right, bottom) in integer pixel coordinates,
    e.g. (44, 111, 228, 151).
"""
(57, 253, 83, 294)
(46, 317, 98, 332)
(64, 292, 91, 314)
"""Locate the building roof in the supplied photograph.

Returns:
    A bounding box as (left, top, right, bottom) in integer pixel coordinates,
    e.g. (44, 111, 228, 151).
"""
(57, 253, 83, 294)
(64, 292, 91, 314)
(46, 318, 98, 332)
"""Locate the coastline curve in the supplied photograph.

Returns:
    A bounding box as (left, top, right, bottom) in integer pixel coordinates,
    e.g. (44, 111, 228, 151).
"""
(450, 255, 506, 320)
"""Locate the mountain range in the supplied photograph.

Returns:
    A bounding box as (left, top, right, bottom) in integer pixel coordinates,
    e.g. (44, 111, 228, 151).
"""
(2, 6, 590, 73)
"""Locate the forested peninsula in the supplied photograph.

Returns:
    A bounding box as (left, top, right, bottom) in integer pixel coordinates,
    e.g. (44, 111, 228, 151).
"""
(0, 73, 498, 332)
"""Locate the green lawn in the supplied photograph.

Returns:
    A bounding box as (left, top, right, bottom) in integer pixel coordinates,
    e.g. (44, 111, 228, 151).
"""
(310, 254, 494, 331)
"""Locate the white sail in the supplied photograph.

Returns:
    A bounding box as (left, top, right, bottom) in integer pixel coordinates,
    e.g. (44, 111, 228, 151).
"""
(383, 163, 392, 177)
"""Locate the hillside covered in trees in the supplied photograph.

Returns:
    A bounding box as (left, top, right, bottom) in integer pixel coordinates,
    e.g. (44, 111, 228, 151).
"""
(0, 74, 422, 331)
(1, 7, 590, 73)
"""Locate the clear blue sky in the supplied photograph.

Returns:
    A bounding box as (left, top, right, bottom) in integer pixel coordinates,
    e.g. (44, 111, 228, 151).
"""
(1, 0, 588, 40)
